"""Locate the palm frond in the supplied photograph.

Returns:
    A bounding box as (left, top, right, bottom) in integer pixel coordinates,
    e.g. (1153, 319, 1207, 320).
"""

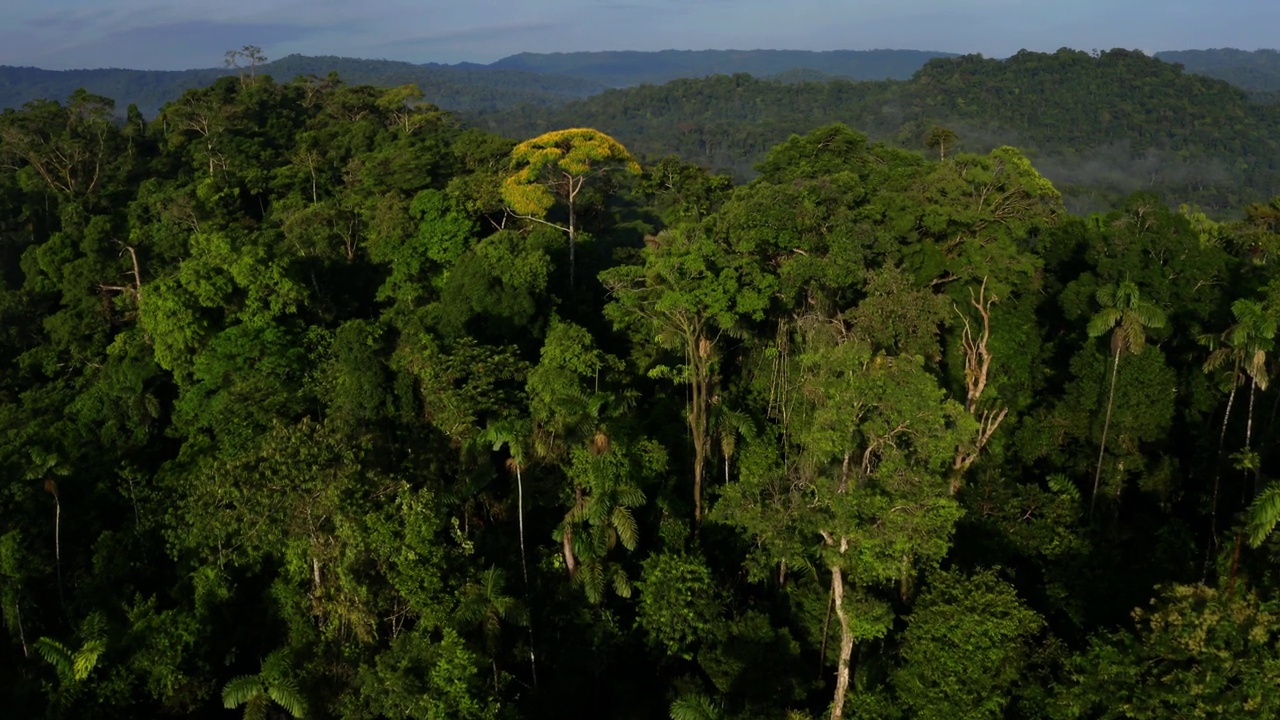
(612, 505, 640, 550)
(670, 693, 724, 720)
(1086, 308, 1121, 339)
(222, 675, 264, 709)
(1247, 350, 1270, 389)
(1246, 482, 1280, 548)
(265, 677, 308, 718)
(1047, 473, 1081, 503)
(73, 638, 104, 681)
(261, 649, 294, 683)
(34, 637, 74, 681)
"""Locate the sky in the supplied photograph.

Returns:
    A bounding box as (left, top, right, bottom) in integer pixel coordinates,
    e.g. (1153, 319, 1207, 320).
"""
(0, 0, 1277, 71)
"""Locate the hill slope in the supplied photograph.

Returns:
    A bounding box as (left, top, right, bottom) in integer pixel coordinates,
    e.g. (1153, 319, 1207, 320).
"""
(1157, 48, 1280, 95)
(473, 49, 1280, 211)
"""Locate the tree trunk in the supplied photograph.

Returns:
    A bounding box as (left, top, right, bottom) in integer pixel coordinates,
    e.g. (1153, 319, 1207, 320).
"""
(1206, 382, 1237, 576)
(830, 563, 853, 720)
(1246, 378, 1258, 499)
(568, 201, 576, 289)
(516, 464, 527, 584)
(562, 524, 577, 577)
(690, 334, 712, 524)
(1091, 350, 1122, 516)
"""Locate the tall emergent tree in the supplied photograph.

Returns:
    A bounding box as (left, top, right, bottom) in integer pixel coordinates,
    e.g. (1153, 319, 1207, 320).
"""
(501, 128, 640, 285)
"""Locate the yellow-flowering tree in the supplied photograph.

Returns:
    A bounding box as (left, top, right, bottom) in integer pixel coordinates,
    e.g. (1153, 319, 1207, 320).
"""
(501, 128, 640, 284)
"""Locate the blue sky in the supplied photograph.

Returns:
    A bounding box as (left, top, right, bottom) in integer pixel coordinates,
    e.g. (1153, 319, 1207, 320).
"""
(1, 0, 1276, 70)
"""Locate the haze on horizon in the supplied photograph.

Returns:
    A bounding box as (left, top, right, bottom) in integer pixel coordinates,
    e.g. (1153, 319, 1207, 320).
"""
(1, 0, 1276, 71)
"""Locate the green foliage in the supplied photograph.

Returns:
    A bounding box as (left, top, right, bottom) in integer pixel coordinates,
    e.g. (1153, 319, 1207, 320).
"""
(221, 649, 307, 720)
(1056, 585, 1280, 718)
(637, 551, 721, 659)
(891, 569, 1044, 719)
(5, 65, 1280, 720)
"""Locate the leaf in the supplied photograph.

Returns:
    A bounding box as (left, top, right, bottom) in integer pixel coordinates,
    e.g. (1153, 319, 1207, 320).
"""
(1246, 482, 1280, 548)
(669, 693, 724, 720)
(72, 638, 104, 681)
(265, 677, 308, 718)
(34, 637, 74, 681)
(222, 675, 263, 709)
(612, 505, 640, 550)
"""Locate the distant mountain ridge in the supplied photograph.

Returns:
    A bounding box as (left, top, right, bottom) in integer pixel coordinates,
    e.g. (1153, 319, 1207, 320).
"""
(2, 47, 1279, 125)
(0, 55, 605, 117)
(0, 49, 960, 117)
(487, 49, 960, 87)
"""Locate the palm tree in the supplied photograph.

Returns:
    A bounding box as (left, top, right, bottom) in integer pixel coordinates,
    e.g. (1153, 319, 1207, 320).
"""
(559, 438, 646, 603)
(221, 649, 307, 720)
(1086, 280, 1167, 514)
(481, 419, 541, 688)
(35, 629, 104, 716)
(1200, 298, 1276, 542)
(456, 566, 529, 692)
(483, 419, 533, 584)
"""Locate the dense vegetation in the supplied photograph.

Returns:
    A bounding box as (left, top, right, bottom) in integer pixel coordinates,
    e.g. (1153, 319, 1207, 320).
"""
(477, 49, 1280, 212)
(5, 68, 1280, 720)
(1157, 48, 1280, 95)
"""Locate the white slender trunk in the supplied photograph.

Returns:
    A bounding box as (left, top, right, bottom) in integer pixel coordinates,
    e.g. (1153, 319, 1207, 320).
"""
(1091, 350, 1122, 516)
(1246, 379, 1258, 499)
(1209, 382, 1237, 552)
(516, 464, 527, 584)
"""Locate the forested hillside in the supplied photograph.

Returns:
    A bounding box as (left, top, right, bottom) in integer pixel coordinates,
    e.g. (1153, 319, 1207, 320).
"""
(487, 49, 958, 87)
(5, 70, 1280, 720)
(475, 49, 1280, 212)
(1157, 48, 1280, 95)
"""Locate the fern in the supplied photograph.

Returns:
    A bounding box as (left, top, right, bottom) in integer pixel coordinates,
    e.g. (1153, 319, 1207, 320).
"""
(1048, 473, 1081, 503)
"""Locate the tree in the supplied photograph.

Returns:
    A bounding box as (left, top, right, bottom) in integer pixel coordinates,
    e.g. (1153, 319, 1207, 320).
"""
(224, 45, 268, 86)
(602, 226, 772, 523)
(1086, 280, 1166, 513)
(1201, 298, 1276, 540)
(925, 126, 959, 161)
(891, 569, 1043, 719)
(456, 566, 529, 693)
(501, 128, 640, 285)
(1057, 585, 1280, 718)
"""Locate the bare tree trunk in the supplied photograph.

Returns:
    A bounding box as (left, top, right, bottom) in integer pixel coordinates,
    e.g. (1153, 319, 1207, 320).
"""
(516, 464, 527, 584)
(14, 594, 28, 657)
(1246, 379, 1258, 500)
(44, 480, 63, 608)
(830, 562, 853, 720)
(690, 335, 712, 524)
(568, 201, 576, 289)
(818, 582, 833, 680)
(1091, 351, 1122, 517)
